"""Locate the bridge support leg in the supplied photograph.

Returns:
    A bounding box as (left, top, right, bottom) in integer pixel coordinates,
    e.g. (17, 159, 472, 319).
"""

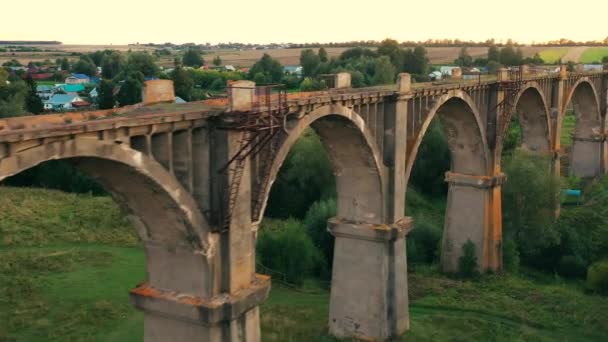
(328, 217, 412, 341)
(442, 172, 505, 273)
(130, 274, 270, 342)
(571, 137, 604, 177)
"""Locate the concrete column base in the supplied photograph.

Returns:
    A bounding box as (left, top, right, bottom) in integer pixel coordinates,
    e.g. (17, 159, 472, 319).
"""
(327, 217, 412, 341)
(571, 136, 603, 178)
(442, 172, 505, 273)
(130, 274, 270, 342)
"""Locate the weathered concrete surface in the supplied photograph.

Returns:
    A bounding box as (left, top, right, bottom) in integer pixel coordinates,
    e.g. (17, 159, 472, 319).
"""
(143, 80, 176, 105)
(328, 218, 412, 340)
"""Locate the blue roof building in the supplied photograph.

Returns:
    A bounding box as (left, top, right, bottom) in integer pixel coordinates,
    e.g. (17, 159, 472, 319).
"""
(44, 94, 82, 111)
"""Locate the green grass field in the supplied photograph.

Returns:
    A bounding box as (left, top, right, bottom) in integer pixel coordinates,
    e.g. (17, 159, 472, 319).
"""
(1, 186, 607, 341)
(539, 48, 568, 64)
(561, 112, 577, 147)
(580, 47, 608, 64)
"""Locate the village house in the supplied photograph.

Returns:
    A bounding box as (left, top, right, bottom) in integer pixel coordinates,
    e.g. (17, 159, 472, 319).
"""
(35, 85, 53, 100)
(65, 73, 90, 84)
(55, 83, 85, 95)
(44, 94, 85, 111)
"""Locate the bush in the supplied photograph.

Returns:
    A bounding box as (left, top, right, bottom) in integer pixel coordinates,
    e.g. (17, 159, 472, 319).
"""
(502, 238, 520, 274)
(304, 198, 336, 280)
(587, 260, 608, 294)
(407, 218, 442, 264)
(256, 219, 320, 286)
(557, 255, 587, 278)
(458, 240, 479, 279)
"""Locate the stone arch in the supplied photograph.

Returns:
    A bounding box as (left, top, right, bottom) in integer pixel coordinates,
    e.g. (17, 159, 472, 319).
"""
(404, 90, 493, 272)
(512, 83, 552, 152)
(405, 90, 490, 186)
(255, 104, 386, 225)
(0, 139, 216, 297)
(560, 79, 602, 177)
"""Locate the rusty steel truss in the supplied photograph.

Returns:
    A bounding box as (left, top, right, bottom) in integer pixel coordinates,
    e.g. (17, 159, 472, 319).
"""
(218, 85, 289, 232)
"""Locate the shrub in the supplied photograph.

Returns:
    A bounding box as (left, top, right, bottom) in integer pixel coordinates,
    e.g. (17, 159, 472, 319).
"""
(304, 198, 336, 280)
(502, 238, 520, 274)
(557, 255, 587, 278)
(458, 240, 479, 279)
(407, 218, 442, 264)
(256, 219, 320, 285)
(587, 260, 608, 294)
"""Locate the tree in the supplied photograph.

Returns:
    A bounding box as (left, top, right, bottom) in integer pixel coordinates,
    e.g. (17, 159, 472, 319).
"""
(454, 47, 473, 67)
(300, 49, 320, 77)
(488, 45, 500, 62)
(116, 76, 143, 106)
(59, 58, 70, 71)
(502, 150, 560, 264)
(318, 47, 328, 63)
(403, 46, 429, 75)
(126, 52, 159, 77)
(378, 38, 404, 70)
(24, 76, 43, 114)
(0, 79, 28, 118)
(372, 56, 396, 85)
(73, 58, 97, 76)
(248, 53, 283, 84)
(172, 66, 194, 101)
(182, 48, 204, 68)
(212, 55, 222, 66)
(97, 80, 115, 109)
(101, 52, 125, 79)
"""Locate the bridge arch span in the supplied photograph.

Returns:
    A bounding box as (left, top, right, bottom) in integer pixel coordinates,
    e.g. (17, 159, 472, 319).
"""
(0, 139, 216, 297)
(256, 103, 386, 225)
(405, 90, 490, 185)
(511, 82, 552, 152)
(404, 90, 495, 272)
(560, 79, 602, 177)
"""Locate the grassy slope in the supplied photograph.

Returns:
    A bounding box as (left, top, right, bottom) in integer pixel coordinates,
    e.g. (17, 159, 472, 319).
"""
(1, 186, 607, 341)
(580, 47, 608, 63)
(539, 48, 569, 64)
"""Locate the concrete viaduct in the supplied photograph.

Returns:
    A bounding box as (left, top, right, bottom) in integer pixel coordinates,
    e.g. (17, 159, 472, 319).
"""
(0, 65, 606, 341)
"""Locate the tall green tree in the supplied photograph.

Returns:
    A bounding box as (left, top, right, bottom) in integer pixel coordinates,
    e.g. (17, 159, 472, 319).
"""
(0, 78, 27, 118)
(172, 66, 194, 101)
(212, 56, 222, 66)
(455, 47, 473, 67)
(100, 52, 125, 79)
(116, 76, 143, 106)
(126, 52, 159, 77)
(97, 79, 116, 109)
(372, 56, 396, 85)
(378, 38, 404, 70)
(488, 45, 500, 62)
(24, 76, 43, 114)
(73, 58, 97, 76)
(403, 46, 429, 75)
(318, 47, 328, 63)
(300, 49, 320, 77)
(248, 53, 283, 84)
(182, 48, 204, 68)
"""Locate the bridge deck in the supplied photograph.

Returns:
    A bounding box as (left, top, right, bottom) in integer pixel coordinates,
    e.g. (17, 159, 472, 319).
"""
(0, 69, 602, 142)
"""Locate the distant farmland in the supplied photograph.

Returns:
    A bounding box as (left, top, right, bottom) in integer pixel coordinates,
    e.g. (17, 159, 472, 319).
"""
(579, 47, 608, 63)
(0, 44, 604, 67)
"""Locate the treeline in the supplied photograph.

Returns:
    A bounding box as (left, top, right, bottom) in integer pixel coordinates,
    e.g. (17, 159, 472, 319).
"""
(0, 41, 61, 45)
(0, 70, 44, 117)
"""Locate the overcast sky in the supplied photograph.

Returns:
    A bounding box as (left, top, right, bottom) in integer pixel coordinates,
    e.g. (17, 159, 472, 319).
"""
(3, 0, 606, 45)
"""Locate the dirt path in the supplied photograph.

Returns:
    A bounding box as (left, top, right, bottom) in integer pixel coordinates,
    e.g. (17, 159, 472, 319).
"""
(561, 46, 588, 62)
